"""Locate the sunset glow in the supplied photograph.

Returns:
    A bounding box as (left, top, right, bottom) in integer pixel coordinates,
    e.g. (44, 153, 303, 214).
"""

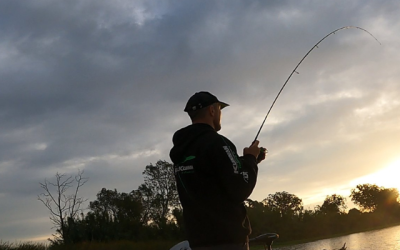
(350, 158, 400, 191)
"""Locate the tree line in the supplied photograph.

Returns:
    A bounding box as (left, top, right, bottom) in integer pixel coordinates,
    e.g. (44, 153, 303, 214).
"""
(38, 160, 400, 245)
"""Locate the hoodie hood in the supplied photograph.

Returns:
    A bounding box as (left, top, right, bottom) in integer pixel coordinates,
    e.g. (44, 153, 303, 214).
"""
(170, 123, 215, 164)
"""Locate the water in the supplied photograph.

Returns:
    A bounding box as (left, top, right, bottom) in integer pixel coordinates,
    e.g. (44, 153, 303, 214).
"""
(274, 225, 400, 250)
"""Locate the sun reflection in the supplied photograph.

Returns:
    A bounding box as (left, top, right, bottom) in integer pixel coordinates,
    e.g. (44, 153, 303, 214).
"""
(350, 158, 400, 190)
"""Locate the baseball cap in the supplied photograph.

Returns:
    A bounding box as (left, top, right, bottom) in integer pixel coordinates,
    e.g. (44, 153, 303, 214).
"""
(184, 91, 229, 112)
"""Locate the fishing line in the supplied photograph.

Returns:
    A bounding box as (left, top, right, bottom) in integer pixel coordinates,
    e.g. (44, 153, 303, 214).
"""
(254, 26, 381, 142)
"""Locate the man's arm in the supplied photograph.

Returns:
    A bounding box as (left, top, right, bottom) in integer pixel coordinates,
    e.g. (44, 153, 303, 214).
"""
(211, 136, 261, 204)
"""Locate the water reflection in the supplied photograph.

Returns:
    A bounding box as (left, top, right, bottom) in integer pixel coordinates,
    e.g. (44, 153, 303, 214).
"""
(274, 225, 400, 250)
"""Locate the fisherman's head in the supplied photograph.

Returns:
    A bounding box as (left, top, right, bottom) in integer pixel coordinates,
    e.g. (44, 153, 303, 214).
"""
(184, 91, 229, 131)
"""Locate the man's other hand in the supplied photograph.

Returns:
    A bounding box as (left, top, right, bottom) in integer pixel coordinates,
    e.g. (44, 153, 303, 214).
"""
(257, 147, 267, 163)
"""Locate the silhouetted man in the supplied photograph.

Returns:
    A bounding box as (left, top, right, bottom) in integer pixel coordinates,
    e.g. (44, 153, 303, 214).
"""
(170, 91, 266, 250)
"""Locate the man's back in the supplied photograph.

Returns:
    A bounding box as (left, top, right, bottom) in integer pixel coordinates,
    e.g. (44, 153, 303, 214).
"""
(170, 123, 258, 247)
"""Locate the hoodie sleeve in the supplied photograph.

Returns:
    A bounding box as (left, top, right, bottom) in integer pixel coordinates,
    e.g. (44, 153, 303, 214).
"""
(208, 135, 259, 204)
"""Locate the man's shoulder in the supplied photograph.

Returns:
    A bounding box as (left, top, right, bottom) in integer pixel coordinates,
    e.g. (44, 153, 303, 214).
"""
(217, 134, 235, 146)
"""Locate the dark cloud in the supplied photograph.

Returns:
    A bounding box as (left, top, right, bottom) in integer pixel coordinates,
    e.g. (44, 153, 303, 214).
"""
(0, 0, 399, 241)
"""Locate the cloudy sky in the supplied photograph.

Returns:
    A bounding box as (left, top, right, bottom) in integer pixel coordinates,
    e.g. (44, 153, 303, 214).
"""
(1, 0, 399, 243)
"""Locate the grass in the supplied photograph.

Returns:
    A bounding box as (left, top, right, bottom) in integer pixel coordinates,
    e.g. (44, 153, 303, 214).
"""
(0, 241, 47, 250)
(0, 240, 178, 250)
(51, 241, 176, 250)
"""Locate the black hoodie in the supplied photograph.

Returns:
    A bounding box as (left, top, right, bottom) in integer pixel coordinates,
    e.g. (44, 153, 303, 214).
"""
(170, 123, 258, 247)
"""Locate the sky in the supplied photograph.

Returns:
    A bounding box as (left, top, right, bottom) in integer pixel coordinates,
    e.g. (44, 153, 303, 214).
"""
(1, 0, 399, 243)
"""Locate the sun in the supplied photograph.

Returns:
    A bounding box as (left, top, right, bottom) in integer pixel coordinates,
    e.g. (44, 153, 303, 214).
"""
(381, 159, 400, 189)
(351, 158, 400, 191)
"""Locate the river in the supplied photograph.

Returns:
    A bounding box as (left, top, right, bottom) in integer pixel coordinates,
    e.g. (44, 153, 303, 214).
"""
(274, 225, 400, 250)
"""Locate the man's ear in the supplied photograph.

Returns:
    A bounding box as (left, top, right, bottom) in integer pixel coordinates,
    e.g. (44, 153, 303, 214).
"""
(209, 105, 215, 116)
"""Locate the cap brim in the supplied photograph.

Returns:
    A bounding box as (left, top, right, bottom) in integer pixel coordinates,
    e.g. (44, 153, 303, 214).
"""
(219, 102, 229, 109)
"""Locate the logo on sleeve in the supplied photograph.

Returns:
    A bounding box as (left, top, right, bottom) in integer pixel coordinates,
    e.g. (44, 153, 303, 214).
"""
(223, 146, 239, 174)
(242, 171, 249, 183)
(174, 165, 194, 174)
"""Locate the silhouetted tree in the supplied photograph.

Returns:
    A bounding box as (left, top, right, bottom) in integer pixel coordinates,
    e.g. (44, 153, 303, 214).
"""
(318, 194, 347, 215)
(89, 188, 143, 223)
(350, 184, 400, 212)
(86, 188, 144, 241)
(375, 188, 399, 213)
(38, 170, 88, 244)
(246, 199, 278, 236)
(134, 160, 179, 228)
(350, 184, 381, 212)
(263, 191, 303, 218)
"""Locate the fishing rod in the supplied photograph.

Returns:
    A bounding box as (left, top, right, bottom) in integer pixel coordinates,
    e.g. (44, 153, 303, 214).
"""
(254, 26, 381, 143)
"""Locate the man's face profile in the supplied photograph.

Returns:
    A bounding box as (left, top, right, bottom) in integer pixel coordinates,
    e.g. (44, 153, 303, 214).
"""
(213, 103, 222, 132)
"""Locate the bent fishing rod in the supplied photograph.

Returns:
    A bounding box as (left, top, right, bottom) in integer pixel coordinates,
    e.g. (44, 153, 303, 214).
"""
(254, 26, 380, 143)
